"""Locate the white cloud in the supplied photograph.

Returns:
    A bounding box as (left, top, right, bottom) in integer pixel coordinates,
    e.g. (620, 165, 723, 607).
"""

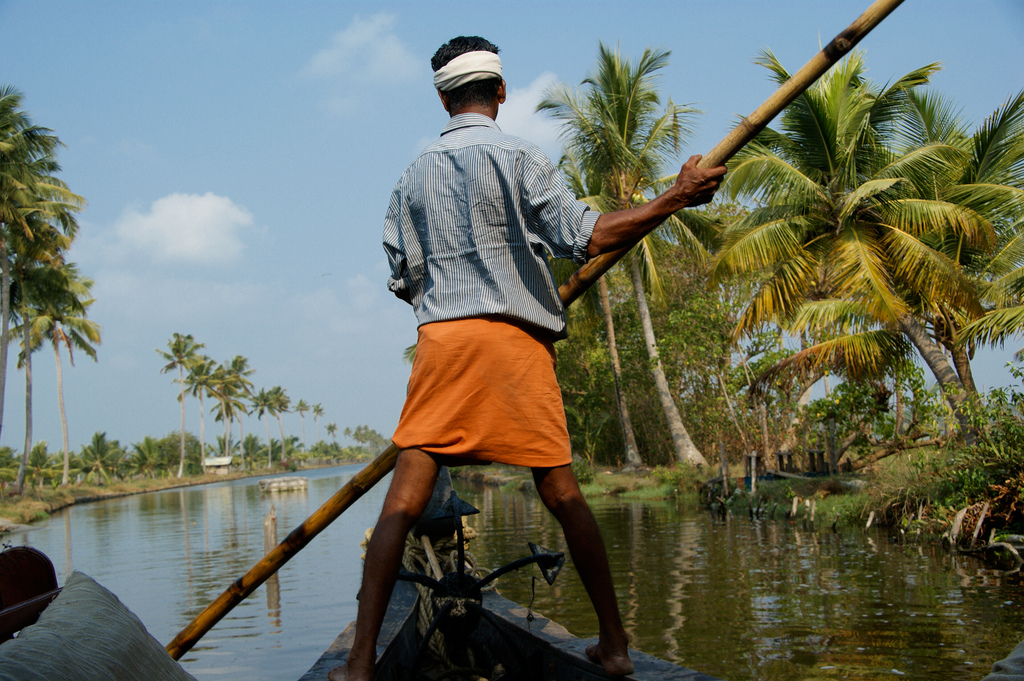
(497, 72, 565, 162)
(303, 13, 420, 85)
(114, 192, 253, 265)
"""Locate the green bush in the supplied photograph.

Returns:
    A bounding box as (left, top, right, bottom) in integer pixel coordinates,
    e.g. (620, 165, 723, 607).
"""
(571, 457, 595, 485)
(651, 464, 704, 493)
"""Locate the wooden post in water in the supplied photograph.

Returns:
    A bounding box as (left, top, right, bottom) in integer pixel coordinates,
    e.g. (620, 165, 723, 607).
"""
(749, 452, 758, 496)
(828, 418, 838, 474)
(718, 441, 729, 496)
(166, 0, 906, 660)
(263, 506, 281, 622)
(263, 505, 277, 556)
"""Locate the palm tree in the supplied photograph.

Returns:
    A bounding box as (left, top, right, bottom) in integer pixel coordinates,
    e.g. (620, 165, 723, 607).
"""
(26, 263, 100, 486)
(326, 422, 338, 444)
(540, 44, 710, 466)
(184, 355, 216, 468)
(78, 432, 124, 483)
(710, 52, 1017, 434)
(225, 355, 254, 451)
(295, 399, 310, 451)
(240, 433, 262, 468)
(209, 358, 251, 463)
(13, 302, 34, 495)
(923, 91, 1024, 359)
(251, 388, 277, 467)
(0, 86, 83, 446)
(12, 242, 71, 494)
(129, 436, 162, 479)
(25, 441, 57, 493)
(157, 333, 204, 478)
(312, 403, 325, 443)
(269, 386, 290, 462)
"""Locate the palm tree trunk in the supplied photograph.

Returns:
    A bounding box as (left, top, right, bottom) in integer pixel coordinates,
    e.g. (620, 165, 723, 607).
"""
(264, 418, 273, 468)
(177, 366, 186, 478)
(197, 394, 206, 473)
(55, 341, 71, 485)
(778, 374, 819, 454)
(627, 258, 708, 466)
(598, 276, 641, 469)
(276, 415, 287, 463)
(15, 322, 31, 494)
(897, 315, 972, 436)
(223, 410, 231, 461)
(0, 237, 10, 444)
(950, 345, 977, 394)
(238, 417, 246, 470)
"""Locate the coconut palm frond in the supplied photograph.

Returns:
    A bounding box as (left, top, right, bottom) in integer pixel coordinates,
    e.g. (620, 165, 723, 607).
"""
(885, 197, 994, 246)
(959, 305, 1024, 353)
(711, 206, 810, 280)
(724, 150, 825, 205)
(882, 226, 979, 312)
(970, 90, 1024, 185)
(756, 328, 912, 390)
(837, 178, 903, 221)
(944, 183, 1024, 226)
(786, 298, 880, 336)
(897, 89, 971, 149)
(830, 221, 907, 322)
(733, 253, 819, 339)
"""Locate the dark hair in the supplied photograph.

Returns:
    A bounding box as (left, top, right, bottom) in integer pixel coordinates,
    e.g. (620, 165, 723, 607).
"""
(431, 36, 501, 111)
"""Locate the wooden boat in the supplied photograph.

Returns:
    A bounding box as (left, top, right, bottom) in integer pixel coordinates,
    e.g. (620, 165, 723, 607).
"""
(258, 476, 308, 492)
(298, 486, 723, 681)
(297, 579, 722, 681)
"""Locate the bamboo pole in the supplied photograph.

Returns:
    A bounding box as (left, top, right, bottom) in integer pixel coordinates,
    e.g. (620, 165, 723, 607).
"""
(557, 0, 905, 307)
(167, 0, 904, 660)
(166, 445, 398, 659)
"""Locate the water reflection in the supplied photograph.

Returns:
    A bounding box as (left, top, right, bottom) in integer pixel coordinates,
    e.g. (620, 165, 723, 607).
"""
(456, 485, 1024, 681)
(10, 468, 1024, 681)
(16, 466, 384, 681)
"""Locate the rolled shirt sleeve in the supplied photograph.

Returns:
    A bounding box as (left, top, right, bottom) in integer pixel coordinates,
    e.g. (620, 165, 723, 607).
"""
(520, 145, 600, 264)
(383, 184, 411, 302)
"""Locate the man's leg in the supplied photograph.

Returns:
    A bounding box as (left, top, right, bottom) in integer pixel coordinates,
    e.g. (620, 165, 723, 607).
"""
(532, 465, 634, 677)
(331, 448, 439, 681)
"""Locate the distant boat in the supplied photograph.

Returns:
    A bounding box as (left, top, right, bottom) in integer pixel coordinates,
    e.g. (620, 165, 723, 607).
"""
(203, 456, 233, 467)
(258, 477, 308, 493)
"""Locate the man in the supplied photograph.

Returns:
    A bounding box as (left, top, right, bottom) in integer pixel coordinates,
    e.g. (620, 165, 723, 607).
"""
(337, 36, 726, 681)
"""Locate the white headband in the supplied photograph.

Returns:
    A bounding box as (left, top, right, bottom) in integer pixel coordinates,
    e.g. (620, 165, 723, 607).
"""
(433, 51, 502, 92)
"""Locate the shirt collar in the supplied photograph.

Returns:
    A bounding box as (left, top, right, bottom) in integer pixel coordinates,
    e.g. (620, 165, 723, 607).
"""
(441, 112, 501, 136)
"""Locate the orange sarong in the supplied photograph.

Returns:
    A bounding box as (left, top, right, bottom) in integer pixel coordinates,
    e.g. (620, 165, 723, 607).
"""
(391, 316, 572, 468)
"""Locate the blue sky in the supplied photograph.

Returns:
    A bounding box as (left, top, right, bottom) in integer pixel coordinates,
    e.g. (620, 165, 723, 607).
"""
(1, 0, 1022, 452)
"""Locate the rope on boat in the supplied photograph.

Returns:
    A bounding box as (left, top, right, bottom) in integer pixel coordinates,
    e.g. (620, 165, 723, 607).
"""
(361, 519, 494, 669)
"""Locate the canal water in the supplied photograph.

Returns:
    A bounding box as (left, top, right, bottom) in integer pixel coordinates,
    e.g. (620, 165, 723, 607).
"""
(12, 464, 1024, 680)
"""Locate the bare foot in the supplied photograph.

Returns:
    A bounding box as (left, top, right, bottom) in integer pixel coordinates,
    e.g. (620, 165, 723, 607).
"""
(329, 660, 374, 681)
(585, 641, 634, 677)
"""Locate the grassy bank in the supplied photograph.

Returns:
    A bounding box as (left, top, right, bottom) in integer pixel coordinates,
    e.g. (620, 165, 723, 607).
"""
(0, 461, 362, 530)
(452, 453, 972, 540)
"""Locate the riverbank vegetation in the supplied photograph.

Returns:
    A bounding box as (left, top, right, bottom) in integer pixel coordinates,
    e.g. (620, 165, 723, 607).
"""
(546, 46, 1024, 545)
(0, 428, 384, 526)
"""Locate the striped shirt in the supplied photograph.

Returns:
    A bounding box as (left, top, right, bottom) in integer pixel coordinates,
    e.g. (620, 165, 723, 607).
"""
(384, 113, 598, 339)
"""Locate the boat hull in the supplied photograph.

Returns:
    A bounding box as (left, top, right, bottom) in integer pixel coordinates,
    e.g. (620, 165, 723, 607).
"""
(298, 580, 721, 681)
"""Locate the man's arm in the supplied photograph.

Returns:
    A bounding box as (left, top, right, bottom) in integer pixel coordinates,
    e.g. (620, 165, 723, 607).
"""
(383, 185, 414, 305)
(586, 155, 727, 258)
